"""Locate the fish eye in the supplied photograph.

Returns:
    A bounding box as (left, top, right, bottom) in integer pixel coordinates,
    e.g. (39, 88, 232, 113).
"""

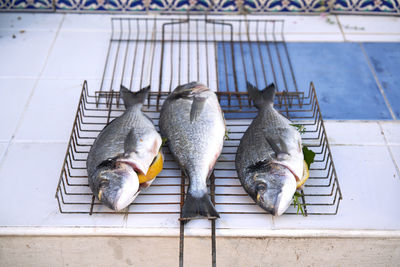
(257, 183, 267, 191)
(100, 179, 109, 188)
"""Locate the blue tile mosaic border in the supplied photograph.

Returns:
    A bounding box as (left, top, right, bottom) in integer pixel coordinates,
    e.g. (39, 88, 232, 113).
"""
(333, 0, 399, 13)
(0, 0, 53, 10)
(0, 0, 399, 14)
(243, 0, 330, 13)
(56, 0, 146, 11)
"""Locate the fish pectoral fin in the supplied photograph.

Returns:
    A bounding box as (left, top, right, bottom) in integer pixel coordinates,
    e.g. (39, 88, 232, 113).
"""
(124, 129, 139, 155)
(247, 160, 270, 172)
(265, 136, 290, 159)
(190, 96, 206, 123)
(276, 153, 290, 160)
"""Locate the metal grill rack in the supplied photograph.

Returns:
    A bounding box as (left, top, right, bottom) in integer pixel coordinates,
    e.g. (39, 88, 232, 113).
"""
(55, 17, 342, 266)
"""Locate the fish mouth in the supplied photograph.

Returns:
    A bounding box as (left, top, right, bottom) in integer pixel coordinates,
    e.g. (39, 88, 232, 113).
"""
(270, 160, 301, 183)
(96, 162, 140, 211)
(113, 178, 140, 211)
(257, 188, 295, 216)
(106, 169, 140, 211)
(116, 159, 144, 175)
(255, 165, 297, 216)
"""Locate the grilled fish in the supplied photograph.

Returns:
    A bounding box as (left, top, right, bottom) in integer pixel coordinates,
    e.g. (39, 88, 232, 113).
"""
(87, 85, 163, 211)
(159, 82, 225, 220)
(235, 82, 304, 216)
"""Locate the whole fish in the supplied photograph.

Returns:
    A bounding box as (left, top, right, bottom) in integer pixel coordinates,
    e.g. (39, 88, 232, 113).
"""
(235, 82, 304, 216)
(87, 85, 163, 211)
(159, 82, 225, 220)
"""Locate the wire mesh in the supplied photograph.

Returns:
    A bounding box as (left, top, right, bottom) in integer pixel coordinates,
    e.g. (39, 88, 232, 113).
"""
(56, 80, 342, 216)
(56, 17, 341, 217)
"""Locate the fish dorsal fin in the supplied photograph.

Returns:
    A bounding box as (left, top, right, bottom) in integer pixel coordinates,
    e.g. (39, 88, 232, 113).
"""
(120, 85, 150, 109)
(265, 136, 290, 160)
(190, 96, 206, 123)
(247, 82, 276, 109)
(172, 82, 208, 100)
(176, 81, 203, 92)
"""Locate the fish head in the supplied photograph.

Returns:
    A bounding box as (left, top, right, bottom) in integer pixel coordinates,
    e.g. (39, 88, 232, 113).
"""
(94, 159, 139, 211)
(253, 163, 297, 216)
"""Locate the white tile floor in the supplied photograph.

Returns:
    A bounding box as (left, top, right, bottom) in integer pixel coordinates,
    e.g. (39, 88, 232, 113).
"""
(338, 15, 400, 42)
(42, 31, 110, 80)
(380, 122, 400, 145)
(248, 14, 345, 42)
(0, 143, 7, 163)
(0, 13, 399, 235)
(0, 13, 64, 31)
(390, 146, 400, 174)
(0, 78, 36, 141)
(14, 79, 86, 142)
(0, 30, 58, 78)
(324, 121, 386, 145)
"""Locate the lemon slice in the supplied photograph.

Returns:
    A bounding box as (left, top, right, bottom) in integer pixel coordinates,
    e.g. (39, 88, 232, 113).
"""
(297, 160, 309, 189)
(138, 152, 164, 184)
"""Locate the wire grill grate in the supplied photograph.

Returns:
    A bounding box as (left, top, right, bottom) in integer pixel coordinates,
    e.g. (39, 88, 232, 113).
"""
(56, 17, 341, 216)
(56, 80, 341, 216)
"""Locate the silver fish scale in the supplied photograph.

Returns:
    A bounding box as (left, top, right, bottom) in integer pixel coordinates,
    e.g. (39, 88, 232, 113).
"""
(236, 106, 302, 194)
(160, 91, 225, 197)
(87, 106, 155, 179)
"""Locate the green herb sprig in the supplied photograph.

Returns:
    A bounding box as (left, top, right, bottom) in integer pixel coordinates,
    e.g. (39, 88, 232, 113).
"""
(303, 146, 316, 169)
(161, 137, 168, 147)
(224, 128, 231, 140)
(290, 123, 306, 134)
(293, 191, 306, 216)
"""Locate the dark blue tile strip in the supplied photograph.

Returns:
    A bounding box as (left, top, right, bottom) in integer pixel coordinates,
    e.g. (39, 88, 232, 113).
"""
(2, 0, 399, 13)
(363, 43, 400, 119)
(217, 42, 393, 120)
(282, 42, 392, 120)
(1, 0, 53, 10)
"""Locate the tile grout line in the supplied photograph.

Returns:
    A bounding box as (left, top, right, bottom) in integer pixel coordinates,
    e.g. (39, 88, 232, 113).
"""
(0, 14, 66, 172)
(378, 122, 400, 179)
(359, 43, 397, 120)
(330, 143, 391, 147)
(335, 15, 347, 42)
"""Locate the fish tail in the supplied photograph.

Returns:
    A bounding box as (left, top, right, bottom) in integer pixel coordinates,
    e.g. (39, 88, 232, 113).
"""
(246, 82, 275, 109)
(120, 85, 150, 109)
(181, 192, 220, 221)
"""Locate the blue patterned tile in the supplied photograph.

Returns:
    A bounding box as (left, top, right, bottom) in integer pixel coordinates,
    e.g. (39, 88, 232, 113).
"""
(56, 0, 145, 11)
(243, 0, 330, 13)
(333, 0, 399, 13)
(149, 0, 190, 11)
(1, 0, 400, 12)
(215, 0, 239, 12)
(149, 0, 237, 12)
(0, 0, 53, 10)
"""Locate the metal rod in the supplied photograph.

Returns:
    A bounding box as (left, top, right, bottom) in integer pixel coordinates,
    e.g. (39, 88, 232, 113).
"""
(129, 18, 140, 90)
(179, 170, 186, 267)
(210, 172, 217, 267)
